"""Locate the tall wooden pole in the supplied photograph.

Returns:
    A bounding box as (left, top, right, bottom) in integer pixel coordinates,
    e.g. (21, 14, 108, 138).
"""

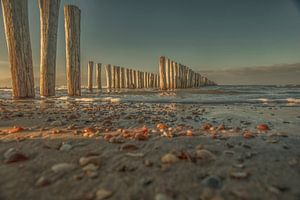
(105, 64, 111, 89)
(64, 5, 81, 96)
(1, 0, 35, 98)
(174, 62, 178, 89)
(87, 61, 93, 91)
(129, 69, 132, 88)
(120, 67, 125, 88)
(136, 71, 140, 88)
(39, 0, 61, 97)
(170, 61, 175, 89)
(166, 58, 171, 89)
(125, 68, 129, 88)
(96, 63, 101, 89)
(141, 72, 144, 88)
(133, 70, 137, 88)
(159, 56, 167, 90)
(143, 72, 147, 88)
(116, 66, 120, 89)
(111, 66, 115, 89)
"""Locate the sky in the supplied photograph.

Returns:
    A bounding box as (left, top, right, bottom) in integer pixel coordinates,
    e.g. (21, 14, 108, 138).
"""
(0, 0, 300, 86)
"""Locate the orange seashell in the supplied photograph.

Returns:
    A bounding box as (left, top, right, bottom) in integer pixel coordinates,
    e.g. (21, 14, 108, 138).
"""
(202, 123, 213, 130)
(156, 123, 168, 130)
(186, 130, 193, 136)
(256, 124, 270, 131)
(243, 130, 254, 139)
(141, 127, 148, 134)
(8, 126, 24, 134)
(84, 127, 96, 133)
(104, 134, 113, 141)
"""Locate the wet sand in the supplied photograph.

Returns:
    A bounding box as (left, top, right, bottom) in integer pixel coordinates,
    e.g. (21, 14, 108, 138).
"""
(0, 97, 300, 200)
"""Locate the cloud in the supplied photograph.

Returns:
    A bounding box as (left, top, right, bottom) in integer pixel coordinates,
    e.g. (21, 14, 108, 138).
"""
(198, 63, 300, 85)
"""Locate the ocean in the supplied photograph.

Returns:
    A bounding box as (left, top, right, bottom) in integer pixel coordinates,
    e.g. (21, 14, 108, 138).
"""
(0, 85, 299, 106)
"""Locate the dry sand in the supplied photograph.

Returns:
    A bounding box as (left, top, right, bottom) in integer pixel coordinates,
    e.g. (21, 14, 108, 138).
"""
(0, 97, 300, 200)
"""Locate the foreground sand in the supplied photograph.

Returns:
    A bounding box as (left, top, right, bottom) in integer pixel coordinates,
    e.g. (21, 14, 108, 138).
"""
(0, 98, 300, 200)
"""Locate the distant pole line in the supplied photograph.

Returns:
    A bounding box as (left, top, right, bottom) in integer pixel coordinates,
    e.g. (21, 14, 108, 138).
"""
(158, 56, 217, 90)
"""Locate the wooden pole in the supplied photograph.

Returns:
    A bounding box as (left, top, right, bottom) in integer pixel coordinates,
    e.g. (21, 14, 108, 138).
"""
(125, 68, 129, 88)
(111, 66, 115, 89)
(159, 56, 167, 90)
(87, 61, 93, 91)
(174, 62, 178, 89)
(96, 63, 101, 89)
(64, 5, 81, 96)
(133, 70, 137, 88)
(116, 66, 120, 89)
(179, 64, 182, 88)
(166, 58, 171, 89)
(136, 71, 140, 88)
(39, 0, 60, 97)
(105, 64, 111, 89)
(129, 69, 132, 88)
(144, 72, 147, 88)
(170, 61, 175, 89)
(120, 67, 125, 88)
(1, 0, 35, 98)
(140, 72, 144, 88)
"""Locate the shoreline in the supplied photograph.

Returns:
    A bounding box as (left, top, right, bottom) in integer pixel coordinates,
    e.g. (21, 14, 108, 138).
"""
(0, 99, 300, 200)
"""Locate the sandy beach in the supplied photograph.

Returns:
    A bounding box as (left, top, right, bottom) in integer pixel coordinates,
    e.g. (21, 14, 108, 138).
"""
(0, 88, 300, 200)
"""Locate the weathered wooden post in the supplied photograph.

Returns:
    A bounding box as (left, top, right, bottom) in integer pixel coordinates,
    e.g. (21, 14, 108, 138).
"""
(140, 72, 144, 88)
(96, 63, 101, 89)
(87, 61, 94, 91)
(170, 61, 175, 89)
(39, 0, 61, 97)
(166, 58, 171, 89)
(128, 69, 132, 88)
(144, 72, 147, 88)
(105, 64, 111, 89)
(111, 66, 115, 89)
(125, 68, 129, 88)
(64, 5, 81, 96)
(179, 64, 183, 88)
(174, 62, 178, 89)
(120, 67, 125, 88)
(184, 66, 188, 88)
(1, 0, 35, 98)
(159, 56, 167, 90)
(133, 70, 137, 88)
(136, 70, 140, 88)
(116, 66, 120, 89)
(151, 73, 155, 88)
(114, 66, 118, 89)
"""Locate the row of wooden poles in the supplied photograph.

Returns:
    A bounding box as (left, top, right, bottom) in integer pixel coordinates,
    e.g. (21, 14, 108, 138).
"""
(1, 0, 216, 98)
(1, 0, 81, 98)
(86, 62, 159, 90)
(159, 56, 216, 90)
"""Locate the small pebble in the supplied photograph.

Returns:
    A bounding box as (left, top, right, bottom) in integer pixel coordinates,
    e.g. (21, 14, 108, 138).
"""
(59, 143, 72, 151)
(51, 163, 75, 173)
(161, 153, 178, 164)
(229, 172, 249, 179)
(155, 193, 172, 200)
(96, 189, 113, 200)
(195, 149, 216, 160)
(202, 175, 222, 189)
(79, 156, 101, 166)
